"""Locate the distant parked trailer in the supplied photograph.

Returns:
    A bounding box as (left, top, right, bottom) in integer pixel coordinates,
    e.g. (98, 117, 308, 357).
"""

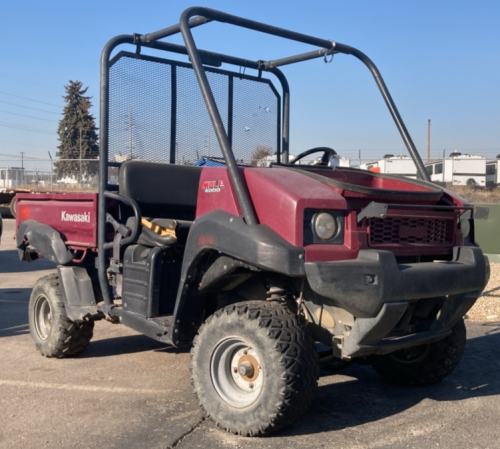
(0, 167, 24, 189)
(486, 159, 500, 189)
(425, 153, 488, 188)
(256, 153, 350, 167)
(360, 155, 417, 178)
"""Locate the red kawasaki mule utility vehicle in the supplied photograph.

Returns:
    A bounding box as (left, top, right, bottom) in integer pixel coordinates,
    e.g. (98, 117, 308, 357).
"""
(16, 7, 489, 436)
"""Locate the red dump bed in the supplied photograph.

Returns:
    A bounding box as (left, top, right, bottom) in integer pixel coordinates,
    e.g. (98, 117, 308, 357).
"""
(16, 193, 98, 251)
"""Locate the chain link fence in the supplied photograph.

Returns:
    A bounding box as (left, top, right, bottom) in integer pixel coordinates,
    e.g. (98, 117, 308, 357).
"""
(108, 52, 280, 171)
(0, 158, 99, 191)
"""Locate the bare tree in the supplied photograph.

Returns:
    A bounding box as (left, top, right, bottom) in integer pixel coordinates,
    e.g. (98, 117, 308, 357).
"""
(250, 145, 273, 166)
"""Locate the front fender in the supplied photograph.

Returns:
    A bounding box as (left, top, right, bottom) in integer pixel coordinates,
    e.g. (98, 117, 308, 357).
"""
(171, 210, 305, 345)
(17, 220, 74, 265)
(182, 210, 305, 277)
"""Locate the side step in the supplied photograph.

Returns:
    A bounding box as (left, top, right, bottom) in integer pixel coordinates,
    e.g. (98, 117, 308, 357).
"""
(111, 308, 174, 344)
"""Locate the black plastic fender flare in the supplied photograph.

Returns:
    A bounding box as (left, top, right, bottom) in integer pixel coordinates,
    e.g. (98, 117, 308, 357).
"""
(17, 220, 74, 265)
(171, 210, 306, 345)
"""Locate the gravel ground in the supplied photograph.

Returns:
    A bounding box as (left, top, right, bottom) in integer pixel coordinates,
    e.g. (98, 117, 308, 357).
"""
(467, 262, 500, 322)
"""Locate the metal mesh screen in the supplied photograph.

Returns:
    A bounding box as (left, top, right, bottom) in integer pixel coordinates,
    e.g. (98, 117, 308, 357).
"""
(233, 77, 280, 164)
(108, 52, 280, 169)
(109, 55, 172, 164)
(176, 66, 229, 164)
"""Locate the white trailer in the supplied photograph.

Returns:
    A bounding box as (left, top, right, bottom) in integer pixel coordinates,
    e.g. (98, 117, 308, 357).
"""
(0, 168, 24, 189)
(257, 154, 351, 167)
(486, 159, 500, 188)
(425, 153, 487, 188)
(360, 155, 417, 178)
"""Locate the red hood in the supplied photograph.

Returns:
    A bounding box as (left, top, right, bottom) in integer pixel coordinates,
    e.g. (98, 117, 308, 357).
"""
(244, 167, 347, 246)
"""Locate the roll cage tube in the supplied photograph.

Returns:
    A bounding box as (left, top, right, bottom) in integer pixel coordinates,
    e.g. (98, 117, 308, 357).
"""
(177, 6, 429, 183)
(97, 19, 290, 308)
(98, 7, 431, 308)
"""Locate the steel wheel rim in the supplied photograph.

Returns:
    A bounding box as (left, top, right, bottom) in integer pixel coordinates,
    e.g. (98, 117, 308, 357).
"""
(33, 294, 52, 340)
(210, 336, 263, 408)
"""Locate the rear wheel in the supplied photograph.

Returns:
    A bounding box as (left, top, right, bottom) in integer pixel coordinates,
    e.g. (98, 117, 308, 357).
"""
(29, 274, 94, 357)
(371, 318, 466, 386)
(9, 196, 16, 218)
(190, 300, 318, 436)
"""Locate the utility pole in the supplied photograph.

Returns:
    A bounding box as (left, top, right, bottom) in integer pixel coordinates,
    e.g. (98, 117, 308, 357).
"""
(427, 119, 431, 161)
(48, 151, 53, 190)
(20, 151, 25, 185)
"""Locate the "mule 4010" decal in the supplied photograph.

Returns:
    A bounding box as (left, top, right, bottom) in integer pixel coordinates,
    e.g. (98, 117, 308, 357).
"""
(202, 180, 225, 193)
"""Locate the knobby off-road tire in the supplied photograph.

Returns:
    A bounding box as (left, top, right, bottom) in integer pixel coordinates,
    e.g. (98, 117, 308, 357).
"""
(9, 196, 16, 218)
(372, 318, 466, 386)
(190, 300, 318, 436)
(29, 274, 94, 357)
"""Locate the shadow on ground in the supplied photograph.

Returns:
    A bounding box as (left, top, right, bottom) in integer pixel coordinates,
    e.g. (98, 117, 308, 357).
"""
(80, 333, 189, 358)
(0, 250, 56, 273)
(278, 323, 500, 437)
(45, 320, 500, 439)
(3, 286, 499, 441)
(0, 287, 31, 337)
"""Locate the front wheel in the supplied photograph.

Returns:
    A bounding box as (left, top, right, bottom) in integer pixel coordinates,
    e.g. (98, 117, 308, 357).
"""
(29, 274, 94, 357)
(371, 318, 466, 386)
(190, 300, 318, 436)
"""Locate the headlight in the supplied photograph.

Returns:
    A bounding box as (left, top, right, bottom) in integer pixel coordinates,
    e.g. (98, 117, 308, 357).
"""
(313, 212, 337, 240)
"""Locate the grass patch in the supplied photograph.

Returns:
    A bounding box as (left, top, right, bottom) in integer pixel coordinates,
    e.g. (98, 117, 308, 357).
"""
(448, 186, 500, 204)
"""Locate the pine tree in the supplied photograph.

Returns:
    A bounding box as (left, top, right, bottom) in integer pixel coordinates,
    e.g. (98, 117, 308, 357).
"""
(55, 80, 99, 182)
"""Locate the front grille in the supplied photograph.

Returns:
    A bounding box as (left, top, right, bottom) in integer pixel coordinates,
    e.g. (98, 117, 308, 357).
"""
(369, 216, 455, 246)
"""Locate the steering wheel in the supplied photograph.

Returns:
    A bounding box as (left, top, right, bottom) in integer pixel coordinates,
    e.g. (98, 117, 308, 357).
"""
(289, 147, 337, 166)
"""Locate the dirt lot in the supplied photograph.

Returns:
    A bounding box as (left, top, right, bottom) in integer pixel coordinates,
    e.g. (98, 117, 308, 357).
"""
(467, 263, 500, 321)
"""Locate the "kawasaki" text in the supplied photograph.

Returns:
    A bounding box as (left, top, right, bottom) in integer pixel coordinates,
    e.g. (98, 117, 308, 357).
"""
(61, 211, 91, 223)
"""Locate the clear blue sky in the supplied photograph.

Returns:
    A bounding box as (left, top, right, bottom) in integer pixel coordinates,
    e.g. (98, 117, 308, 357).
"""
(1, 0, 499, 171)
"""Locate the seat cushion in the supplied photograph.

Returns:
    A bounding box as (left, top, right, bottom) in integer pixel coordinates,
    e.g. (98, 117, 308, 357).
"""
(119, 161, 202, 219)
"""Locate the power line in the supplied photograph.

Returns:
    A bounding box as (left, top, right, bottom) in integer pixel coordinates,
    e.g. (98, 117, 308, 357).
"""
(0, 90, 62, 108)
(0, 139, 56, 151)
(0, 100, 61, 115)
(0, 151, 51, 160)
(0, 121, 55, 135)
(0, 109, 58, 123)
(0, 152, 25, 158)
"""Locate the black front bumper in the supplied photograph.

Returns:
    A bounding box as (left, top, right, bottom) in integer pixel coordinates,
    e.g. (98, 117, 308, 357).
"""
(305, 246, 489, 358)
(306, 246, 489, 318)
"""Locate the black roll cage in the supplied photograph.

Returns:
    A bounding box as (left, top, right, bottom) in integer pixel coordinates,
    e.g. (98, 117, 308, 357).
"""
(97, 6, 430, 309)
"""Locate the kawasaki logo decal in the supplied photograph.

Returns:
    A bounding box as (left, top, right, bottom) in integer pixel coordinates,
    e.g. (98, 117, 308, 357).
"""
(61, 211, 91, 223)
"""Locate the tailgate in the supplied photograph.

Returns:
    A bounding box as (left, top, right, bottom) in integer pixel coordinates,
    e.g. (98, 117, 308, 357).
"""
(16, 193, 98, 250)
